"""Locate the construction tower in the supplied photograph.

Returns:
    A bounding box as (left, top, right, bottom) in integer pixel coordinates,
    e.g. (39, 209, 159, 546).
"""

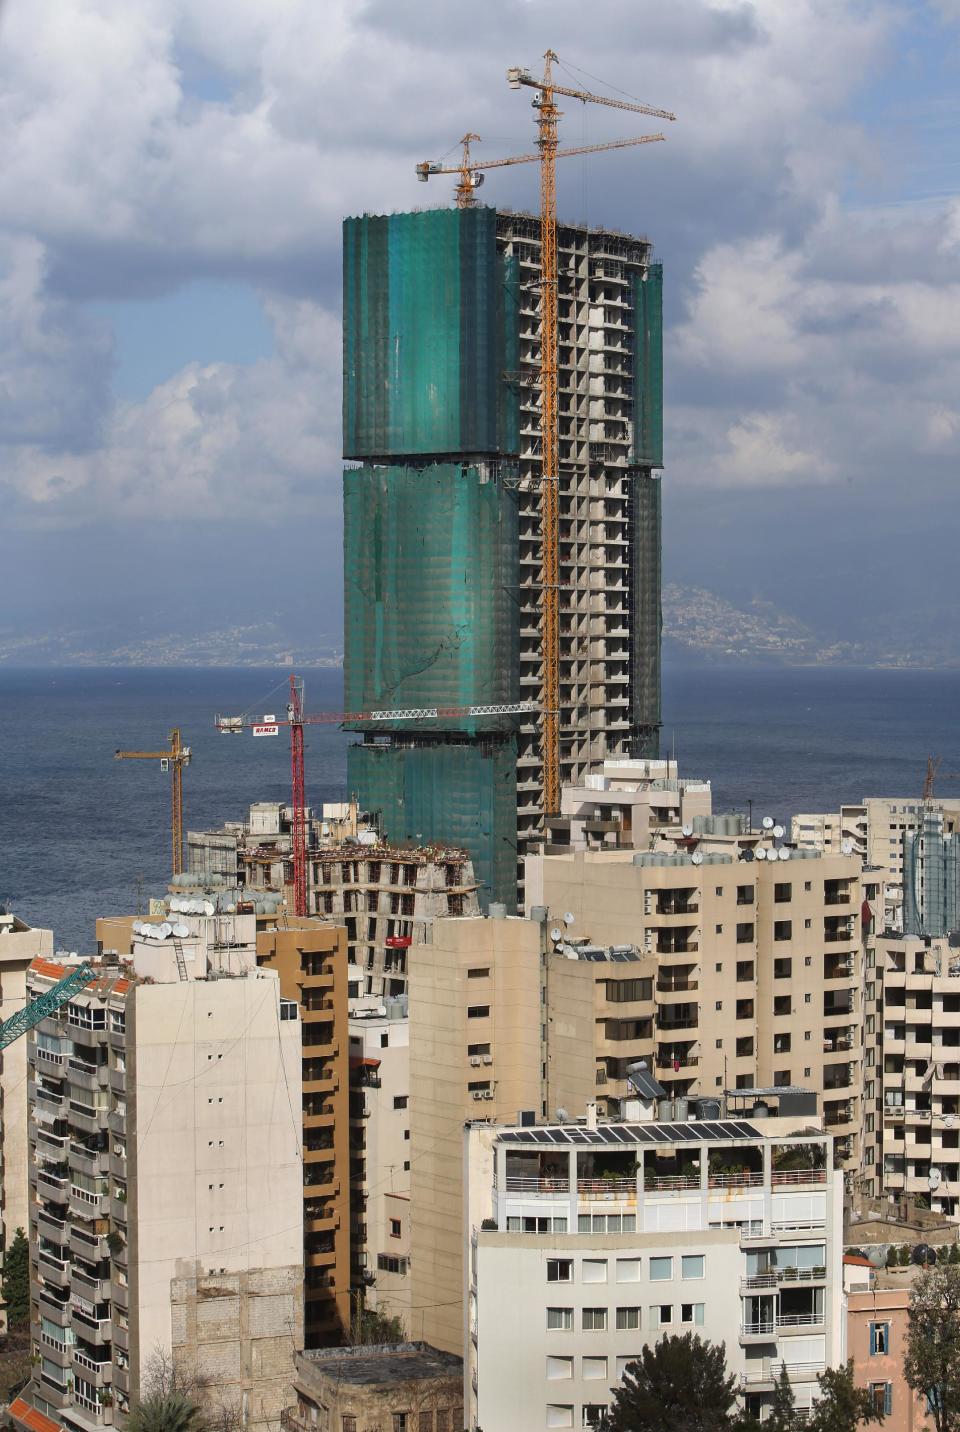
(342, 204, 663, 907)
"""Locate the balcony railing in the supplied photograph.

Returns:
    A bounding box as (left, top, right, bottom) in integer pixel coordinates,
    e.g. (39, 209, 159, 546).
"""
(740, 1362, 826, 1387)
(742, 1321, 776, 1337)
(740, 1268, 827, 1291)
(577, 1178, 637, 1197)
(770, 1169, 827, 1186)
(778, 1313, 826, 1329)
(503, 1176, 570, 1195)
(644, 1174, 700, 1192)
(708, 1171, 764, 1189)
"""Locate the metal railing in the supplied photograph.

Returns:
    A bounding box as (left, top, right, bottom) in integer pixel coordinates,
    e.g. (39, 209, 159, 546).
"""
(503, 1176, 570, 1194)
(708, 1171, 764, 1189)
(778, 1313, 825, 1329)
(740, 1362, 826, 1386)
(770, 1169, 827, 1186)
(644, 1174, 700, 1191)
(577, 1177, 637, 1196)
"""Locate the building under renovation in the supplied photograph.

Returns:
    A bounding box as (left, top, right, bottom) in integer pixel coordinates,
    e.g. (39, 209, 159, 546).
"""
(187, 802, 479, 996)
(342, 205, 664, 909)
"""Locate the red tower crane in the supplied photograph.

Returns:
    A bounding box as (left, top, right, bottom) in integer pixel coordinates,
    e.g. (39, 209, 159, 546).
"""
(216, 679, 536, 917)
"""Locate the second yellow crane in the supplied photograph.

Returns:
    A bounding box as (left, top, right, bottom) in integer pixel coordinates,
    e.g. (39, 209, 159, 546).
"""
(115, 728, 192, 877)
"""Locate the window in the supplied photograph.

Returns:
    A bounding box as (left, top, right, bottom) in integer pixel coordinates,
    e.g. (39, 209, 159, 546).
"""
(343, 1420, 357, 1432)
(681, 1255, 704, 1280)
(280, 1000, 298, 1021)
(774, 958, 792, 979)
(467, 1006, 489, 1019)
(736, 961, 754, 981)
(774, 1070, 791, 1086)
(616, 1307, 640, 1330)
(380, 1031, 389, 1047)
(774, 883, 792, 903)
(582, 1259, 607, 1283)
(715, 886, 724, 896)
(393, 1095, 408, 1110)
(508, 1216, 567, 1234)
(869, 1385, 892, 1417)
(582, 1357, 607, 1381)
(546, 1408, 573, 1430)
(775, 1034, 792, 1054)
(681, 1303, 705, 1325)
(650, 1257, 672, 1281)
(579, 1214, 634, 1234)
(548, 1260, 573, 1283)
(467, 1081, 491, 1092)
(715, 925, 723, 935)
(390, 1219, 402, 1239)
(582, 1307, 607, 1331)
(737, 885, 754, 905)
(774, 921, 792, 941)
(377, 1254, 408, 1274)
(392, 1416, 408, 1432)
(546, 1356, 574, 1380)
(870, 1322, 890, 1356)
(616, 1357, 633, 1380)
(649, 1305, 673, 1328)
(467, 967, 490, 979)
(547, 1307, 573, 1330)
(467, 1043, 490, 1057)
(418, 1416, 433, 1432)
(736, 1036, 754, 1057)
(616, 1258, 641, 1282)
(582, 1407, 606, 1429)
(715, 1001, 723, 1011)
(736, 923, 754, 943)
(606, 978, 653, 1003)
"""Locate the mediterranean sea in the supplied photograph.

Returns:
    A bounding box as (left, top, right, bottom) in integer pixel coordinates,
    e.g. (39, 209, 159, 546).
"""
(1, 664, 957, 951)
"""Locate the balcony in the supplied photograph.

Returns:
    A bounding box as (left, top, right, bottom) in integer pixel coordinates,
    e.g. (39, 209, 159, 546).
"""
(39, 1287, 72, 1325)
(73, 1349, 112, 1386)
(38, 1251, 71, 1289)
(71, 1265, 111, 1302)
(38, 1168, 70, 1199)
(502, 1175, 571, 1195)
(740, 1361, 827, 1388)
(67, 1058, 108, 1092)
(70, 1227, 108, 1262)
(71, 1186, 111, 1219)
(68, 1101, 109, 1135)
(69, 1143, 109, 1177)
(741, 1267, 827, 1291)
(709, 1171, 764, 1190)
(656, 979, 699, 995)
(71, 1307, 112, 1343)
(37, 1210, 68, 1244)
(577, 1178, 637, 1199)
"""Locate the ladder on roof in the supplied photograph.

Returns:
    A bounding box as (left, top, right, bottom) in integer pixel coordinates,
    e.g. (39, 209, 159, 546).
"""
(173, 940, 188, 982)
(0, 963, 96, 1052)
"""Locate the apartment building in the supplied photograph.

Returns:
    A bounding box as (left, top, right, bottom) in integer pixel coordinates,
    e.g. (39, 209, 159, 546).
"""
(347, 1001, 410, 1325)
(543, 757, 712, 855)
(465, 1107, 844, 1432)
(847, 1266, 928, 1432)
(862, 930, 960, 1217)
(188, 801, 479, 995)
(0, 913, 53, 1297)
(256, 922, 351, 1345)
(15, 930, 303, 1432)
(527, 841, 872, 1170)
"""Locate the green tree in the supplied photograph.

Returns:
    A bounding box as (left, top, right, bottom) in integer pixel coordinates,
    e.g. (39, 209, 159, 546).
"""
(950, 1243, 960, 1267)
(904, 1261, 960, 1432)
(600, 1332, 738, 1432)
(126, 1392, 202, 1432)
(808, 1362, 884, 1432)
(766, 1366, 797, 1432)
(1, 1229, 29, 1329)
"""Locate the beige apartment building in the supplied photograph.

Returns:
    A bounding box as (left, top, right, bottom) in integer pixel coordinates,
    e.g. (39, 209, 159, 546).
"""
(528, 841, 872, 1168)
(15, 928, 303, 1432)
(863, 930, 960, 1216)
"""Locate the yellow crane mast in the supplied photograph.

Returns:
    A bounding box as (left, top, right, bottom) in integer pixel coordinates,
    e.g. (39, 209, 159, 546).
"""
(115, 728, 192, 877)
(507, 51, 675, 818)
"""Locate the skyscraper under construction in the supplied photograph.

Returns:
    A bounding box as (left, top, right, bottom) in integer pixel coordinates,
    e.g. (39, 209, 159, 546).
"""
(342, 205, 663, 908)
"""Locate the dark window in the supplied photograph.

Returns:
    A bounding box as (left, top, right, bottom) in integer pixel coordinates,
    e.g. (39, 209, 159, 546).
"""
(774, 920, 792, 941)
(390, 1219, 402, 1239)
(774, 883, 792, 903)
(467, 1006, 490, 1019)
(736, 961, 754, 982)
(468, 968, 490, 979)
(736, 1000, 754, 1020)
(774, 958, 792, 979)
(774, 1069, 791, 1086)
(736, 924, 754, 943)
(393, 1095, 408, 1110)
(737, 885, 754, 905)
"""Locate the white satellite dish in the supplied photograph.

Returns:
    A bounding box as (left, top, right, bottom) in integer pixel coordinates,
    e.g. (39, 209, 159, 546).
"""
(778, 847, 791, 861)
(773, 824, 785, 840)
(563, 912, 575, 926)
(550, 928, 563, 943)
(157, 923, 172, 939)
(681, 824, 694, 838)
(946, 1115, 956, 1129)
(691, 851, 704, 865)
(930, 1167, 942, 1188)
(762, 816, 775, 830)
(203, 901, 215, 917)
(556, 1107, 570, 1123)
(755, 848, 767, 861)
(841, 840, 854, 856)
(172, 922, 190, 938)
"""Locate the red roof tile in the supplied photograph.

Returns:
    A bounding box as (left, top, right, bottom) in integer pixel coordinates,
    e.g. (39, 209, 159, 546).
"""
(10, 1397, 63, 1432)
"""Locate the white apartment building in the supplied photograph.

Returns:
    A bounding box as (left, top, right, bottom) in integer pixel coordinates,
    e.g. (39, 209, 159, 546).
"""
(15, 919, 304, 1432)
(545, 759, 712, 855)
(348, 1002, 410, 1324)
(465, 1109, 844, 1432)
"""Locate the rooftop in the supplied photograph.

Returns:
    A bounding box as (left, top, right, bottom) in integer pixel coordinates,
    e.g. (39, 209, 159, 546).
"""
(297, 1342, 462, 1388)
(497, 1118, 764, 1148)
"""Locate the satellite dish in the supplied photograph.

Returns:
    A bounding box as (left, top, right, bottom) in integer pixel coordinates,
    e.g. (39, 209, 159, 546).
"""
(157, 923, 172, 939)
(755, 848, 767, 861)
(556, 1107, 569, 1123)
(930, 1167, 942, 1188)
(202, 901, 215, 917)
(563, 912, 575, 926)
(946, 1115, 955, 1129)
(550, 928, 563, 943)
(762, 816, 775, 830)
(742, 849, 755, 863)
(773, 824, 785, 840)
(691, 851, 704, 865)
(681, 824, 694, 838)
(841, 840, 854, 856)
(778, 847, 791, 861)
(172, 922, 190, 937)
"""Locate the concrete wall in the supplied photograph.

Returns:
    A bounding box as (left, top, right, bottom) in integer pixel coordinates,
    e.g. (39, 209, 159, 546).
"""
(0, 921, 52, 1261)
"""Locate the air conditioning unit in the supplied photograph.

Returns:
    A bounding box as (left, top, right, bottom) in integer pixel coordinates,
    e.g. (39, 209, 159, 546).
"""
(482, 1055, 493, 1065)
(470, 1056, 482, 1067)
(482, 1090, 494, 1100)
(472, 1091, 484, 1101)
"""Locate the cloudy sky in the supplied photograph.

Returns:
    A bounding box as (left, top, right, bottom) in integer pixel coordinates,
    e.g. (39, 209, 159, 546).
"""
(2, 0, 960, 656)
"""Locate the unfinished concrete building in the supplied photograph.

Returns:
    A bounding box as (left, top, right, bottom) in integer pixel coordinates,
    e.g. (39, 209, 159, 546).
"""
(188, 802, 479, 996)
(342, 206, 664, 908)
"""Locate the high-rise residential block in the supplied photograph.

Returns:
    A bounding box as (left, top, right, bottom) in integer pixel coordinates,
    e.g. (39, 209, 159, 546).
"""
(15, 928, 303, 1432)
(342, 206, 664, 907)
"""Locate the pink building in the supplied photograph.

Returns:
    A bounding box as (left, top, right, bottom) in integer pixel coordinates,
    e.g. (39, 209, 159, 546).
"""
(846, 1259, 929, 1432)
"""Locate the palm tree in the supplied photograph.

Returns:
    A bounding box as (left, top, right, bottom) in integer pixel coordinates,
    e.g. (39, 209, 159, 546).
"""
(126, 1391, 202, 1432)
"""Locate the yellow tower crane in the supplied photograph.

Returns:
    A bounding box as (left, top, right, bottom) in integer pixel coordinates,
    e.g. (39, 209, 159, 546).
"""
(417, 54, 674, 820)
(115, 728, 192, 877)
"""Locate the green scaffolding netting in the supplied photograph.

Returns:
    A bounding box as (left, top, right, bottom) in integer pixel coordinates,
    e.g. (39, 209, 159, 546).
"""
(343, 207, 518, 459)
(632, 263, 664, 469)
(630, 472, 661, 756)
(347, 738, 518, 911)
(343, 463, 519, 734)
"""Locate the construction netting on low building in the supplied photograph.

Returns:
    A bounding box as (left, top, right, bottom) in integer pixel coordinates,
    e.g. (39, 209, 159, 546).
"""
(631, 263, 663, 468)
(629, 471, 662, 757)
(343, 207, 519, 459)
(347, 737, 518, 910)
(343, 463, 519, 735)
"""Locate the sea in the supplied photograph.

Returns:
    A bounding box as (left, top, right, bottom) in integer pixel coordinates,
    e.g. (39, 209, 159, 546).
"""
(1, 663, 957, 952)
